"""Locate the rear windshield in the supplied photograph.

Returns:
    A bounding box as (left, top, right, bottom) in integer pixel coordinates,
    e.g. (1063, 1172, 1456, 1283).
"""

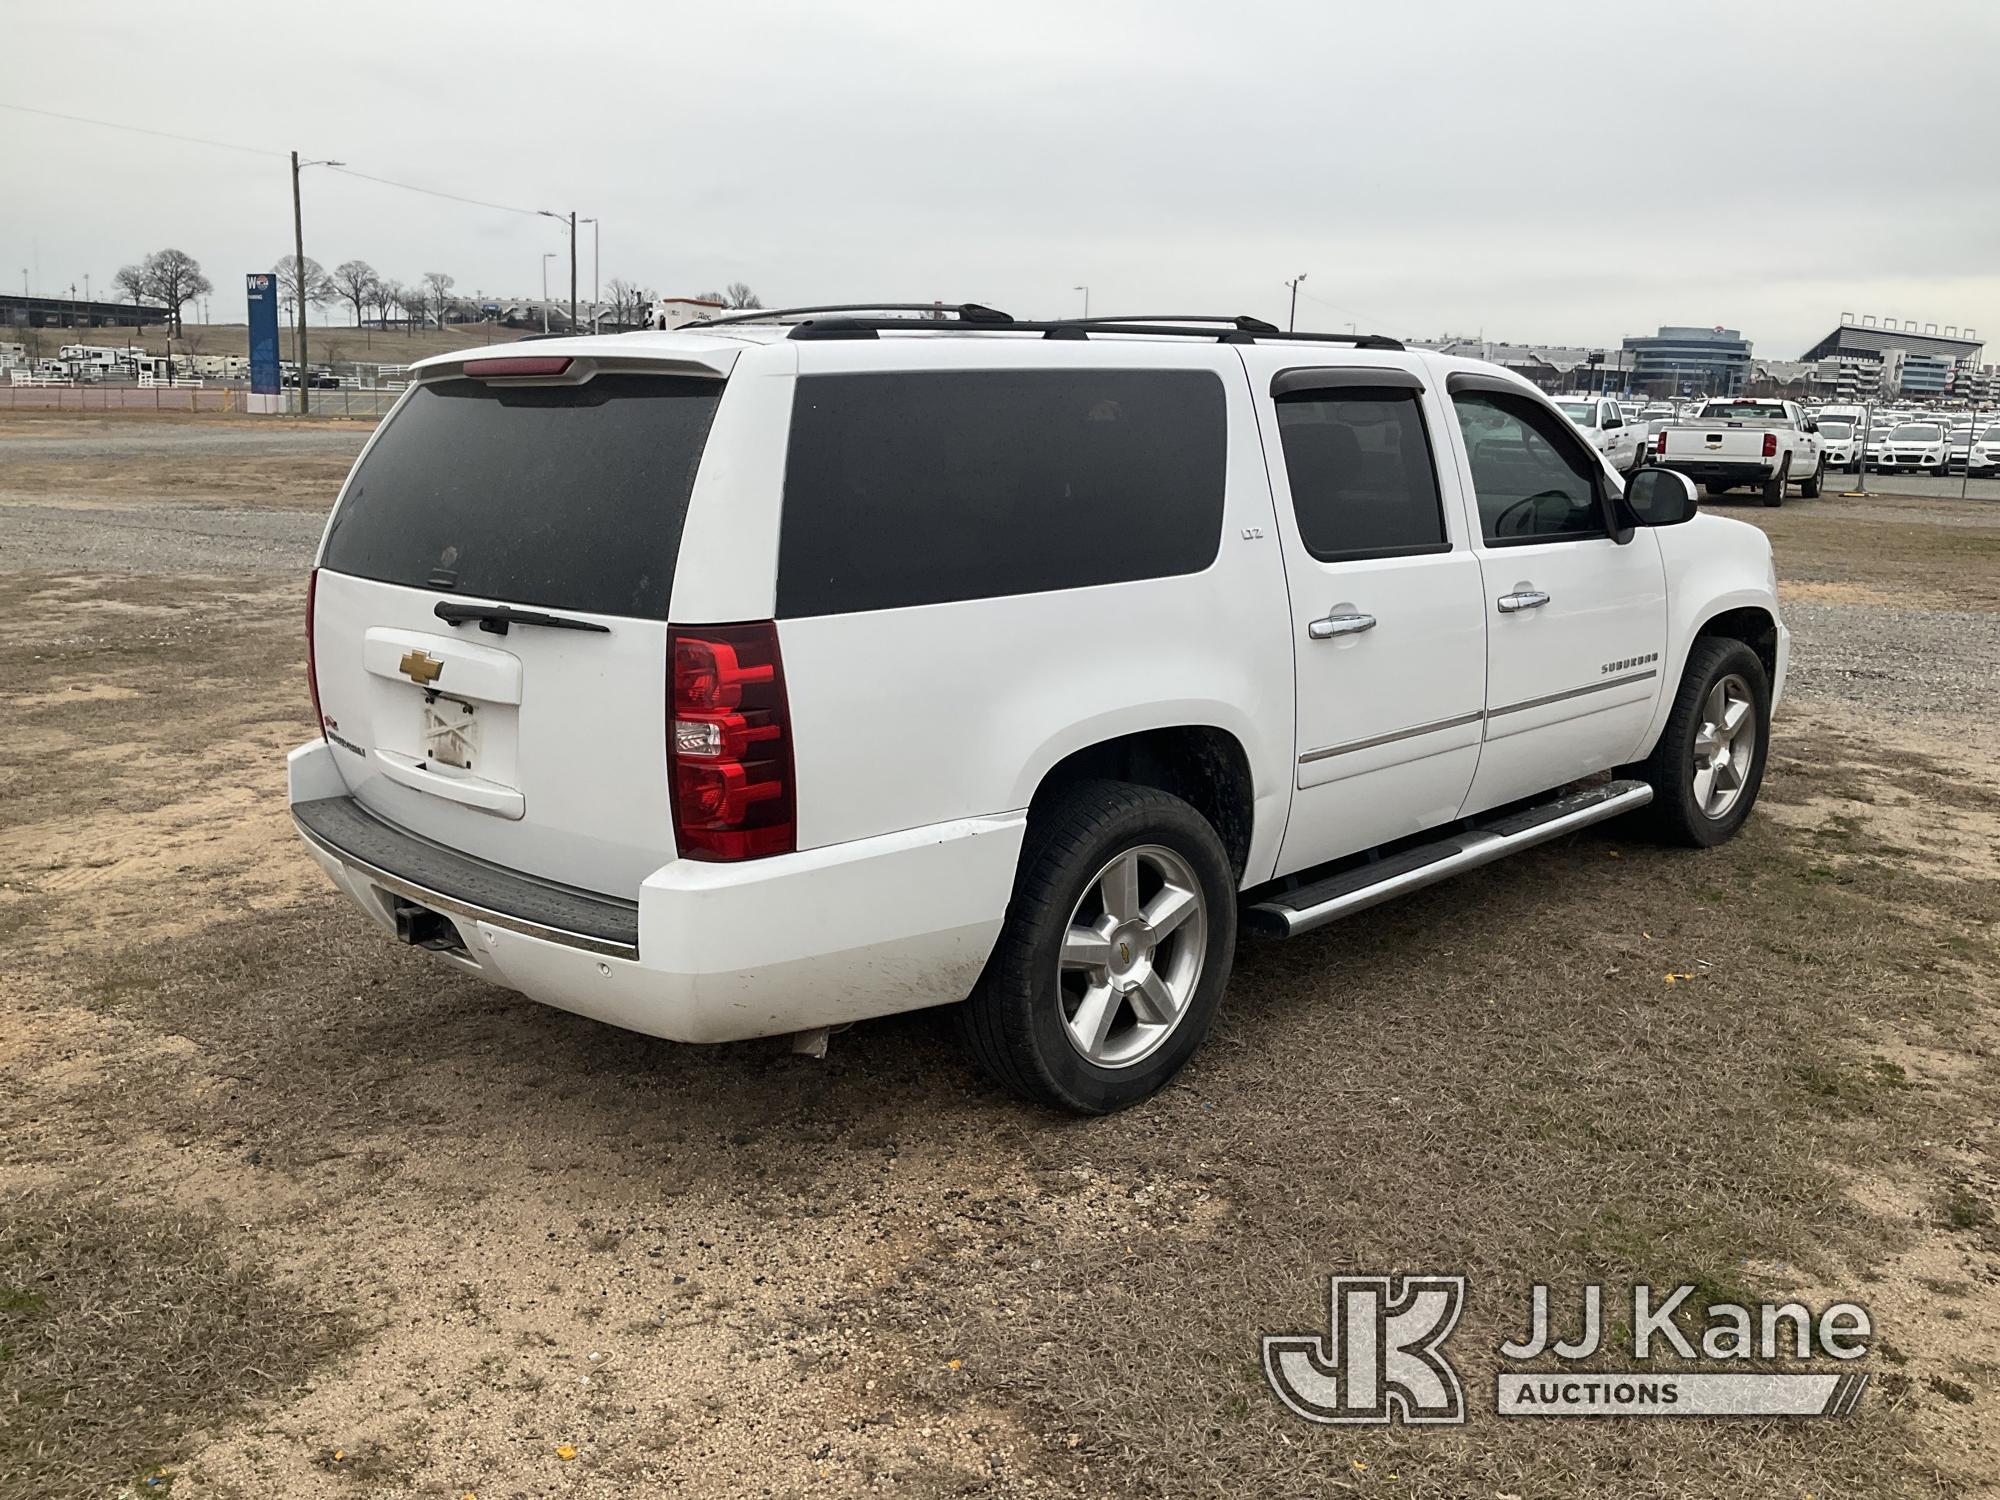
(1701, 403, 1787, 423)
(321, 373, 721, 618)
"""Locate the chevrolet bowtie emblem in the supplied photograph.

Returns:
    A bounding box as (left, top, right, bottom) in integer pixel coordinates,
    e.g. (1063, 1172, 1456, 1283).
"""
(399, 649, 443, 686)
(1119, 940, 1132, 965)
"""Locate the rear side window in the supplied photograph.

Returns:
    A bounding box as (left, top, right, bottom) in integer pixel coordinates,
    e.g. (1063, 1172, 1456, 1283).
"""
(321, 373, 721, 618)
(1275, 389, 1447, 561)
(776, 369, 1226, 616)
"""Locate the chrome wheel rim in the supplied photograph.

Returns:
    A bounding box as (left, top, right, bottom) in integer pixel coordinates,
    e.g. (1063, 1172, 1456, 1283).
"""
(1057, 844, 1207, 1069)
(1692, 673, 1756, 819)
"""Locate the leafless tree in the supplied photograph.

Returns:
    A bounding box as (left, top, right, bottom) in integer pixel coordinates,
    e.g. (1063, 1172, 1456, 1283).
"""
(331, 259, 379, 326)
(272, 254, 333, 326)
(372, 279, 403, 330)
(422, 271, 456, 331)
(603, 278, 656, 329)
(723, 281, 762, 310)
(139, 249, 212, 336)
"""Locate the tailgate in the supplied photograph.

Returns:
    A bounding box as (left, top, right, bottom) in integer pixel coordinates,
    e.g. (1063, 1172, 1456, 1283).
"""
(310, 365, 726, 898)
(1665, 428, 1763, 460)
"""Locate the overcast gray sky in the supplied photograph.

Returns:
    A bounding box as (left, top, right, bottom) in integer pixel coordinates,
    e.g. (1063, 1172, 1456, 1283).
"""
(6, 0, 1997, 357)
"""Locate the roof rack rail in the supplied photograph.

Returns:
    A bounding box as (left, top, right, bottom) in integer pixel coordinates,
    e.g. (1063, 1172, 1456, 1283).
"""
(773, 314, 1405, 350)
(1051, 313, 1282, 334)
(687, 302, 1014, 328)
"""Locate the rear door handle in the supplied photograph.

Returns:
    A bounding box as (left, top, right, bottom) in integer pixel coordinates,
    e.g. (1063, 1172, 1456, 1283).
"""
(1497, 590, 1551, 613)
(1308, 611, 1377, 640)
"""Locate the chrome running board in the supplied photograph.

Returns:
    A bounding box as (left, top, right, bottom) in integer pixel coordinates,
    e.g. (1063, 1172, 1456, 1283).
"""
(1245, 779, 1653, 938)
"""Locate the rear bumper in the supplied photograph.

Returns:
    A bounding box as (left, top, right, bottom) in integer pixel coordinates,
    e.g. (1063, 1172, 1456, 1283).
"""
(1658, 459, 1772, 486)
(288, 741, 1023, 1043)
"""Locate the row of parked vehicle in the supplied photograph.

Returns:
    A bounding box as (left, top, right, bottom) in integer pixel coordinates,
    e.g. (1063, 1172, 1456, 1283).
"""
(1556, 393, 1999, 502)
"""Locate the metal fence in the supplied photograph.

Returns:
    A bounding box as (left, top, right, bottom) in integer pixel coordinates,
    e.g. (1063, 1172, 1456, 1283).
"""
(0, 381, 402, 418)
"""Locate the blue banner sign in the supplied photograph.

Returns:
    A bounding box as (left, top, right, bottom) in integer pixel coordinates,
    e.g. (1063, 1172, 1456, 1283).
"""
(246, 273, 280, 406)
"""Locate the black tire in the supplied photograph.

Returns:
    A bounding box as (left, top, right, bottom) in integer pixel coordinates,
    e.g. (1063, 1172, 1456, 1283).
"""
(1801, 455, 1824, 499)
(1934, 463, 1950, 478)
(959, 779, 1237, 1114)
(1620, 637, 1770, 848)
(1762, 458, 1788, 507)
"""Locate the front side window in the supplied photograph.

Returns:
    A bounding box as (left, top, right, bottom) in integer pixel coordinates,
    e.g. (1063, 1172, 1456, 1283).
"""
(1275, 388, 1448, 561)
(776, 369, 1225, 616)
(1453, 391, 1608, 545)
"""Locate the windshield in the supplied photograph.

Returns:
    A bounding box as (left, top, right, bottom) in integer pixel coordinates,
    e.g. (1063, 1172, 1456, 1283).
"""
(1557, 403, 1596, 425)
(1889, 424, 1941, 442)
(322, 373, 723, 618)
(1817, 421, 1852, 437)
(1985, 427, 2000, 444)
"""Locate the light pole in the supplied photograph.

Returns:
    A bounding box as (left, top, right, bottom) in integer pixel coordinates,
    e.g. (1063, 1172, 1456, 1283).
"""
(290, 152, 344, 415)
(538, 210, 580, 332)
(582, 218, 600, 329)
(1285, 273, 1308, 332)
(541, 253, 556, 332)
(1073, 285, 1089, 319)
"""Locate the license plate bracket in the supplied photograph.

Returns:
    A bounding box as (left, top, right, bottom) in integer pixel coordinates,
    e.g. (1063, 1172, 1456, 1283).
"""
(421, 694, 480, 771)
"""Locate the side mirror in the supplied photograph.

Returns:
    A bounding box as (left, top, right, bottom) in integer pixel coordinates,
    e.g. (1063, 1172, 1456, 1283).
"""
(1625, 467, 1699, 527)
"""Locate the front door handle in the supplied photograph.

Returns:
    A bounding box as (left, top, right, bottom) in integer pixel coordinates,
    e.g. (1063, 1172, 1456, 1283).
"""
(1497, 590, 1551, 613)
(1308, 611, 1377, 640)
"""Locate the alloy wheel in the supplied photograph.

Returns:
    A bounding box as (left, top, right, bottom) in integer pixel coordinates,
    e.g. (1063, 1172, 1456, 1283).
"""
(1692, 673, 1757, 819)
(1056, 844, 1208, 1068)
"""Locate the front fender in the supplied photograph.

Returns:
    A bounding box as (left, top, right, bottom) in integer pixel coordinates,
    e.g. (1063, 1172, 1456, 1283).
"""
(1633, 514, 1781, 758)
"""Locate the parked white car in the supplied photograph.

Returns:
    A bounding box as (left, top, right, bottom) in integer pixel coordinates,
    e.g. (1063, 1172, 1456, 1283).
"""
(1655, 398, 1825, 506)
(1870, 421, 1949, 476)
(290, 307, 1789, 1112)
(1968, 424, 2000, 476)
(1815, 418, 1859, 472)
(1556, 394, 1646, 474)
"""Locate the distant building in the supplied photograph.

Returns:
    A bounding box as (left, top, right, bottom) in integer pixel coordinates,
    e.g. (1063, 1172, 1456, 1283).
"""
(1799, 318, 1983, 402)
(2, 292, 170, 329)
(1412, 336, 1635, 393)
(1621, 327, 1754, 397)
(650, 296, 727, 330)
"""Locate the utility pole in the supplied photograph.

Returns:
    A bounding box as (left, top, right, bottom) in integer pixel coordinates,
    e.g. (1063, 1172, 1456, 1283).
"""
(291, 150, 309, 415)
(583, 218, 600, 329)
(1073, 285, 1089, 319)
(542, 254, 555, 332)
(569, 210, 577, 334)
(1285, 273, 1307, 332)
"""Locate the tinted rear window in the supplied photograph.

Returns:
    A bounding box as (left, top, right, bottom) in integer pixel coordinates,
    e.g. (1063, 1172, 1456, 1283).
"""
(321, 373, 721, 618)
(776, 369, 1226, 616)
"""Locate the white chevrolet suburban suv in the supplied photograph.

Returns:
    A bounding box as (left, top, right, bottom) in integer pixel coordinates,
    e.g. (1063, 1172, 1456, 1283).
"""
(290, 306, 1789, 1113)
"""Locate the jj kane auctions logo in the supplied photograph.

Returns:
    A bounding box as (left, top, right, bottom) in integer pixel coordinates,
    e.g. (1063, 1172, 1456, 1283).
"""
(1264, 1276, 1872, 1423)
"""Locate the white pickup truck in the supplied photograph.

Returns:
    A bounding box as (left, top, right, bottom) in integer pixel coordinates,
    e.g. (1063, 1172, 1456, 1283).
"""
(291, 306, 1789, 1113)
(1555, 394, 1646, 475)
(1655, 398, 1825, 506)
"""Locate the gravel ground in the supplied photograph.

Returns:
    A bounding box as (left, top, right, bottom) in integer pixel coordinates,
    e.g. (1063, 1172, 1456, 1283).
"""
(1783, 598, 2000, 728)
(0, 501, 325, 573)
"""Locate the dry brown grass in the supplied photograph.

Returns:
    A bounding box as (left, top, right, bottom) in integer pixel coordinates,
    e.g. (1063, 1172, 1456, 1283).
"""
(1744, 491, 2000, 611)
(0, 1189, 354, 1500)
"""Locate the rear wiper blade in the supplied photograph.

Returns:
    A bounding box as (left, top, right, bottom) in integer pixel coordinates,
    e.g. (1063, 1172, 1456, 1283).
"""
(433, 601, 610, 635)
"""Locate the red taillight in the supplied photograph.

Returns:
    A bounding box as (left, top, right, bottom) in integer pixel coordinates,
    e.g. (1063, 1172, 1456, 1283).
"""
(666, 622, 794, 861)
(1762, 432, 1778, 459)
(305, 566, 325, 738)
(463, 355, 573, 379)
(1656, 430, 1668, 456)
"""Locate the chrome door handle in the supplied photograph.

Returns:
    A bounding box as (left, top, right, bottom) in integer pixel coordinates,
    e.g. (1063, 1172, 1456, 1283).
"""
(1309, 611, 1377, 640)
(1497, 590, 1551, 613)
